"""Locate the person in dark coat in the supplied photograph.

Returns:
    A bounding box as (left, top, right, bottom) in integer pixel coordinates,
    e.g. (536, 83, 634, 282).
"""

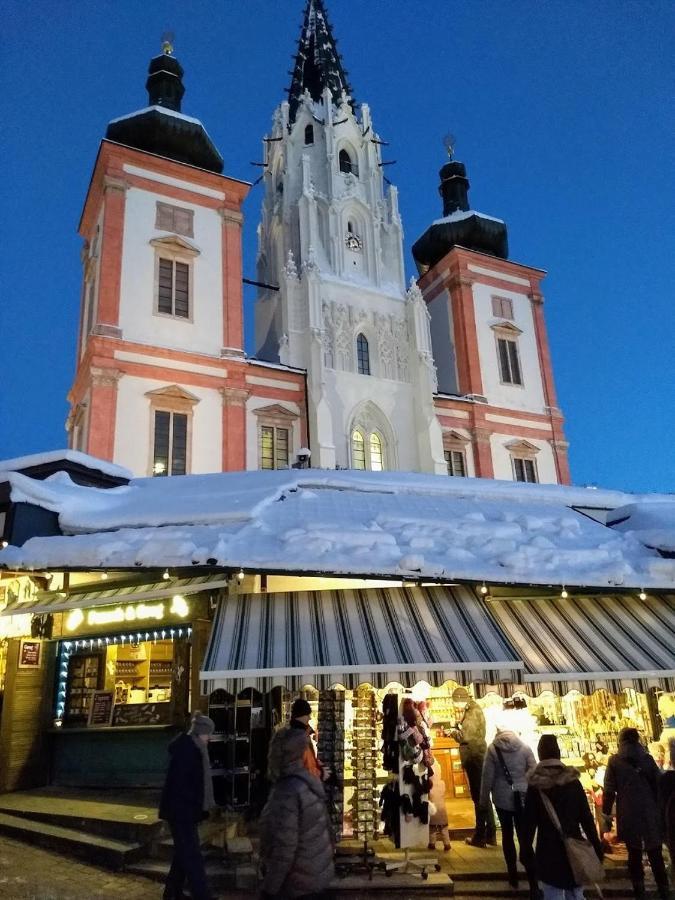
(259, 725, 335, 899)
(159, 712, 215, 900)
(450, 687, 496, 847)
(523, 734, 603, 900)
(659, 738, 675, 883)
(603, 728, 670, 900)
(481, 728, 538, 896)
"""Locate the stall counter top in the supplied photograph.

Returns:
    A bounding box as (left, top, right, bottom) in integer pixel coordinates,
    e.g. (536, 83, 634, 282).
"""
(49, 724, 177, 734)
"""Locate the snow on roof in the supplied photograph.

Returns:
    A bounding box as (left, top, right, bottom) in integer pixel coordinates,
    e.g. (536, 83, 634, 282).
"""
(0, 449, 132, 481)
(2, 468, 675, 589)
(433, 209, 505, 226)
(607, 502, 675, 553)
(108, 105, 204, 128)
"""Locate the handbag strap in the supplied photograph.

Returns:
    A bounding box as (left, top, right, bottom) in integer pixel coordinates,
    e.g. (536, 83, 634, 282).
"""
(495, 746, 514, 787)
(539, 789, 565, 837)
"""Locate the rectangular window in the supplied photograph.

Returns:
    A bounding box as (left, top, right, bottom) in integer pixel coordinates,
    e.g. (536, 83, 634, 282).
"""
(155, 202, 194, 238)
(497, 338, 523, 385)
(491, 296, 513, 319)
(153, 410, 188, 476)
(260, 426, 289, 470)
(444, 449, 466, 477)
(513, 457, 538, 483)
(158, 258, 190, 318)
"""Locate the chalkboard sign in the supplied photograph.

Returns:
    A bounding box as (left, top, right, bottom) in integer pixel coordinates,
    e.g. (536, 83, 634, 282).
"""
(18, 639, 42, 668)
(112, 702, 171, 727)
(88, 690, 115, 727)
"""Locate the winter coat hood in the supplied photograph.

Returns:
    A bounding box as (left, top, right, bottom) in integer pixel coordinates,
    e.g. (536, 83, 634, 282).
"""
(267, 724, 313, 782)
(527, 759, 580, 790)
(493, 730, 526, 753)
(617, 740, 650, 766)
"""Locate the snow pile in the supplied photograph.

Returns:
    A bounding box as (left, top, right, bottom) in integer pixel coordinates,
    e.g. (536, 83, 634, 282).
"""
(433, 209, 505, 226)
(2, 468, 675, 588)
(0, 450, 132, 481)
(607, 501, 675, 553)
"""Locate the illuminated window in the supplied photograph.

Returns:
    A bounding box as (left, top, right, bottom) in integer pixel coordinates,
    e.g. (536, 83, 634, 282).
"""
(351, 430, 366, 469)
(356, 333, 370, 375)
(260, 426, 289, 470)
(370, 434, 383, 471)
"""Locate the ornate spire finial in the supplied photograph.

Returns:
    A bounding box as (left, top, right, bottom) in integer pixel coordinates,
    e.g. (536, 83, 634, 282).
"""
(161, 30, 175, 56)
(442, 132, 456, 161)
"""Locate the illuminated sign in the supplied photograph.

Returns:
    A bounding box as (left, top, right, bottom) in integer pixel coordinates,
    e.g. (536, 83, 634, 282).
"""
(65, 595, 190, 633)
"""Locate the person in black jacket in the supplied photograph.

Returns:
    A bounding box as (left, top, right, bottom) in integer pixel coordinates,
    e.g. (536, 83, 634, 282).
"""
(602, 728, 670, 900)
(159, 712, 215, 900)
(523, 734, 603, 900)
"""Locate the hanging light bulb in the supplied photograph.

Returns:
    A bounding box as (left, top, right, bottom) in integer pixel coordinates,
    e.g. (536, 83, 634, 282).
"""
(561, 586, 568, 599)
(479, 582, 488, 595)
(638, 589, 647, 601)
(101, 572, 108, 580)
(162, 569, 170, 580)
(237, 568, 245, 582)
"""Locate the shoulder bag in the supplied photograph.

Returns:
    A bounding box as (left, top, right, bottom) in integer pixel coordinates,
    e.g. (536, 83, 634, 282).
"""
(539, 789, 604, 886)
(494, 746, 523, 813)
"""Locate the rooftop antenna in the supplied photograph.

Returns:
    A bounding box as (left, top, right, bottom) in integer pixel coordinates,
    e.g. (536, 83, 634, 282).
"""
(442, 132, 457, 160)
(161, 30, 175, 56)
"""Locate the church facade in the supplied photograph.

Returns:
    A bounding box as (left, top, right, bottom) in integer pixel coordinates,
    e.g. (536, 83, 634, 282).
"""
(67, 1, 569, 484)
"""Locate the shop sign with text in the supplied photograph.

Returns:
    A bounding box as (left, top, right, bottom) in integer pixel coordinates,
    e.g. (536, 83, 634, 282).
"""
(64, 595, 190, 635)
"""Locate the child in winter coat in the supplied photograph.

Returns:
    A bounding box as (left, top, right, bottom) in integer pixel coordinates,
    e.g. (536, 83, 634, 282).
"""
(428, 761, 451, 851)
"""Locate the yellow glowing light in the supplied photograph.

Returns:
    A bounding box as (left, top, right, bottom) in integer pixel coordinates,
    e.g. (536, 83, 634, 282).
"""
(66, 608, 85, 631)
(64, 597, 191, 632)
(170, 595, 189, 617)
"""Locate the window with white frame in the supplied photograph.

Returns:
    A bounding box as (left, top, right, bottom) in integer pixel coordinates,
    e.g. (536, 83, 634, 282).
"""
(356, 333, 371, 375)
(491, 296, 513, 319)
(497, 336, 523, 385)
(351, 428, 386, 471)
(444, 449, 466, 477)
(512, 456, 538, 483)
(155, 202, 194, 238)
(158, 258, 190, 318)
(260, 426, 289, 470)
(153, 410, 188, 476)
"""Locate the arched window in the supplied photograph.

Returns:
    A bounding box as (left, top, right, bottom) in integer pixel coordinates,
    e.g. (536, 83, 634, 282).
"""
(356, 333, 370, 375)
(339, 148, 357, 176)
(304, 124, 314, 145)
(347, 221, 353, 233)
(351, 430, 366, 469)
(370, 434, 383, 471)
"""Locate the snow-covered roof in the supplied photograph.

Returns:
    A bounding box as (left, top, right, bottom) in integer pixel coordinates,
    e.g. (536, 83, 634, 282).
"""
(1, 468, 675, 589)
(607, 502, 675, 554)
(0, 449, 132, 481)
(433, 209, 505, 226)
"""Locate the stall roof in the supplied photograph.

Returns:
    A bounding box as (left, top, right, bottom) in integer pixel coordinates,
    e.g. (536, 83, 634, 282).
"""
(1, 468, 675, 590)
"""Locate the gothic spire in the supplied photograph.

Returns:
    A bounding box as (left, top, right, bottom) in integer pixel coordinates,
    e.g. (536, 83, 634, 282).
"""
(288, 0, 353, 123)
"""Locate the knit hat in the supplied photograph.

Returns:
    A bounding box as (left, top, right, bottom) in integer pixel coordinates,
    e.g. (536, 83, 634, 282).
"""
(452, 687, 470, 703)
(618, 727, 640, 746)
(537, 734, 561, 760)
(189, 711, 215, 737)
(291, 698, 312, 719)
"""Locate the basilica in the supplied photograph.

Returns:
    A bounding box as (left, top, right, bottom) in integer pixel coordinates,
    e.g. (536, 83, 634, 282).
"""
(68, 0, 569, 485)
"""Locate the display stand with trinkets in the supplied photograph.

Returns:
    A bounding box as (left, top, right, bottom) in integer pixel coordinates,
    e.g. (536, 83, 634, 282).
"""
(317, 689, 345, 840)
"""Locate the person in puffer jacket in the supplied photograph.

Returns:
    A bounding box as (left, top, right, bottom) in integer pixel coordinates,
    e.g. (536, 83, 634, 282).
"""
(259, 725, 334, 899)
(480, 727, 538, 896)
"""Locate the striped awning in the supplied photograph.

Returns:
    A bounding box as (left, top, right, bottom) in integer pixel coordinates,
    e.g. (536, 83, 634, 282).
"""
(0, 574, 230, 616)
(485, 593, 675, 692)
(200, 585, 523, 692)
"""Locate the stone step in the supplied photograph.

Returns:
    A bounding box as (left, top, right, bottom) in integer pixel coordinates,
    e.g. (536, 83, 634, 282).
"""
(0, 810, 146, 870)
(452, 880, 661, 898)
(0, 804, 164, 845)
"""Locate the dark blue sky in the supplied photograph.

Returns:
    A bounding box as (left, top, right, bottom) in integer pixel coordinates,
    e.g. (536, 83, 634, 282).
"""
(2, 1, 673, 492)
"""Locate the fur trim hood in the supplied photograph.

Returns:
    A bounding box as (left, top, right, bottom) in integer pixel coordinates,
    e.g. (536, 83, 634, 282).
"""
(527, 759, 580, 789)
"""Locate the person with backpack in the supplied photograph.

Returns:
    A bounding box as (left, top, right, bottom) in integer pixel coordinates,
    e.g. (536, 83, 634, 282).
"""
(524, 734, 603, 900)
(480, 725, 538, 896)
(603, 728, 670, 900)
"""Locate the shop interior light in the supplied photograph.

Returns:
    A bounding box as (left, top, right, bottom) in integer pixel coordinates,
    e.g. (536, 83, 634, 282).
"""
(561, 586, 569, 599)
(1, 541, 8, 549)
(100, 572, 108, 580)
(479, 582, 488, 595)
(162, 569, 170, 580)
(639, 589, 647, 601)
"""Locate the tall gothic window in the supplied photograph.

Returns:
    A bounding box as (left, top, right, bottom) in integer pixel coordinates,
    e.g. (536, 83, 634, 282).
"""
(370, 434, 383, 471)
(351, 430, 366, 469)
(351, 428, 386, 471)
(304, 124, 314, 145)
(356, 333, 370, 375)
(339, 148, 357, 176)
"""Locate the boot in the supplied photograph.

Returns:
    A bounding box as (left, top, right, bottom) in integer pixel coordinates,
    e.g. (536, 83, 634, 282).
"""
(632, 882, 647, 900)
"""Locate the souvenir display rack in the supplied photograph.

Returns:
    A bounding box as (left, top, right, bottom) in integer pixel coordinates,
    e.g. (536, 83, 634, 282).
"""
(317, 689, 345, 840)
(208, 688, 266, 807)
(65, 652, 101, 722)
(348, 687, 379, 841)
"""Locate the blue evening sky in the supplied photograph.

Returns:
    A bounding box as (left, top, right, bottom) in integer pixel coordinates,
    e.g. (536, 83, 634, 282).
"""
(2, 1, 673, 492)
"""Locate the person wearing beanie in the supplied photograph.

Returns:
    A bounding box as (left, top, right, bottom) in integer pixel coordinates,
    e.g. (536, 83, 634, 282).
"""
(259, 726, 335, 898)
(523, 734, 603, 900)
(290, 697, 326, 782)
(603, 728, 669, 900)
(159, 711, 216, 900)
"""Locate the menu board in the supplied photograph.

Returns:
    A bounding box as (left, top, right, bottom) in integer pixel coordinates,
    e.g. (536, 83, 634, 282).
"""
(112, 702, 171, 727)
(18, 639, 42, 668)
(88, 690, 115, 727)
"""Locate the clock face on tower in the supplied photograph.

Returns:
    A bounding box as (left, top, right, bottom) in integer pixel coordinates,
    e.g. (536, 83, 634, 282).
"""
(345, 232, 363, 252)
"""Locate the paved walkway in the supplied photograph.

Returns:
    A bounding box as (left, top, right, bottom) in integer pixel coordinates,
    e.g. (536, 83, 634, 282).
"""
(0, 835, 164, 900)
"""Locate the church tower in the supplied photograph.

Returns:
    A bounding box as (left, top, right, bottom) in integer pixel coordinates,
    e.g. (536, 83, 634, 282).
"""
(414, 149, 570, 484)
(255, 0, 446, 473)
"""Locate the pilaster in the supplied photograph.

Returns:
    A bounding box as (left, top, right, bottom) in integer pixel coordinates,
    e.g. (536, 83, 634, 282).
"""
(87, 367, 122, 460)
(220, 386, 249, 471)
(220, 207, 245, 357)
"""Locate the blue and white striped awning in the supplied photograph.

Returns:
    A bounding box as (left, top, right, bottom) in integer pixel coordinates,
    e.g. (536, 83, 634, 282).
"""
(486, 593, 675, 692)
(201, 585, 523, 692)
